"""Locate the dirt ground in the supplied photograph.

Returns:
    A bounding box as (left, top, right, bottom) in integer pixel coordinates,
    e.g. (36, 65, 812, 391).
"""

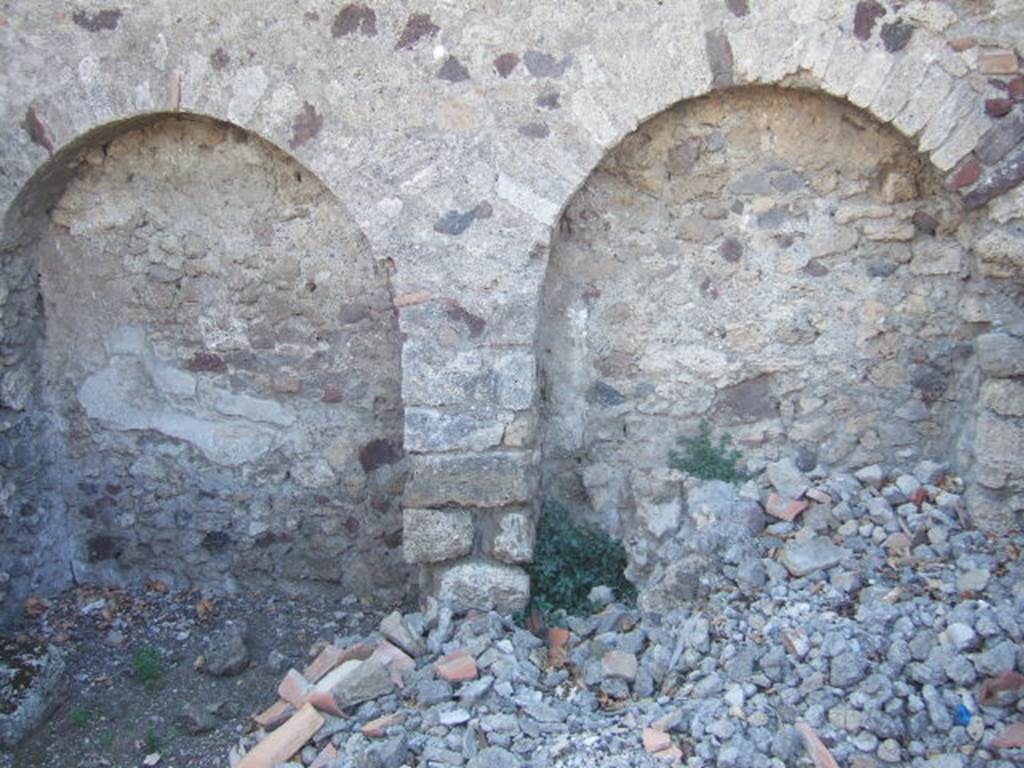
(2, 583, 398, 768)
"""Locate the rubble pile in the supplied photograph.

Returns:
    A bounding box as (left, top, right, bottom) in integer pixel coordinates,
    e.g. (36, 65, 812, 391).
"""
(231, 460, 1024, 768)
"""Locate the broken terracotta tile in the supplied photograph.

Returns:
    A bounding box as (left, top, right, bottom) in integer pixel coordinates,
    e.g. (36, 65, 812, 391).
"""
(302, 644, 346, 683)
(237, 702, 324, 768)
(277, 669, 311, 707)
(766, 493, 808, 522)
(642, 727, 672, 754)
(309, 743, 337, 768)
(435, 649, 478, 682)
(979, 670, 1024, 707)
(795, 721, 840, 768)
(652, 743, 683, 762)
(993, 722, 1024, 748)
(361, 712, 404, 738)
(251, 699, 294, 729)
(304, 688, 344, 717)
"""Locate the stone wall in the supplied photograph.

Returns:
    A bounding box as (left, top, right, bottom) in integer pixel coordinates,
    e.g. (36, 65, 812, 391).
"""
(0, 0, 1022, 618)
(539, 87, 989, 537)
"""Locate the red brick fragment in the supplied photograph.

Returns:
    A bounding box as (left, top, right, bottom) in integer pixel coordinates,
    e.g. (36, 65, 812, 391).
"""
(435, 649, 478, 682)
(986, 98, 1015, 118)
(980, 50, 1020, 76)
(993, 722, 1024, 749)
(944, 156, 981, 190)
(978, 670, 1024, 706)
(766, 494, 807, 522)
(1010, 77, 1024, 102)
(795, 721, 841, 768)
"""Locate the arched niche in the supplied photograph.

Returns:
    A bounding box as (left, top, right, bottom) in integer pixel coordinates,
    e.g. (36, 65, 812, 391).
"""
(0, 114, 408, 612)
(538, 86, 1005, 548)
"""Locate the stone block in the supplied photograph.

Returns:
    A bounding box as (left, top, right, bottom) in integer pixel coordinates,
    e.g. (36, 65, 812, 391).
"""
(403, 342, 535, 410)
(975, 114, 1024, 166)
(404, 451, 535, 508)
(847, 48, 896, 109)
(490, 509, 535, 564)
(981, 379, 1024, 417)
(870, 42, 930, 122)
(435, 559, 530, 613)
(973, 228, 1024, 278)
(893, 66, 954, 137)
(404, 406, 510, 453)
(974, 413, 1024, 490)
(403, 509, 474, 564)
(976, 333, 1024, 378)
(931, 109, 991, 171)
(920, 81, 976, 154)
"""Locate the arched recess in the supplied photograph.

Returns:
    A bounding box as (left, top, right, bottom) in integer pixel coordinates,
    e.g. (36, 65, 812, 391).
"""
(537, 86, 1018, 582)
(0, 113, 407, 616)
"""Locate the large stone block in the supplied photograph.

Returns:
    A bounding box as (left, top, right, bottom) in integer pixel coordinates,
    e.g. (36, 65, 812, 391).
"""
(435, 559, 529, 613)
(977, 333, 1024, 378)
(965, 485, 1023, 535)
(981, 379, 1024, 418)
(403, 509, 474, 564)
(972, 228, 1024, 279)
(405, 406, 511, 453)
(974, 413, 1024, 490)
(402, 342, 535, 410)
(404, 451, 536, 508)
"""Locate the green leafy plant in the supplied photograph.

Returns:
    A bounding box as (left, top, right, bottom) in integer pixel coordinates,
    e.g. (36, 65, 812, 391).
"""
(143, 727, 162, 753)
(669, 419, 751, 483)
(70, 707, 92, 728)
(132, 645, 164, 691)
(524, 500, 635, 622)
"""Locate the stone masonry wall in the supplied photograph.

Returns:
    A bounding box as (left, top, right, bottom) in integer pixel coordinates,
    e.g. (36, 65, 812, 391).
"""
(0, 0, 1023, 619)
(539, 87, 991, 538)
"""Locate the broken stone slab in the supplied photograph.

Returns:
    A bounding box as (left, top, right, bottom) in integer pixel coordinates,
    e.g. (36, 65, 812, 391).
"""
(0, 639, 66, 748)
(330, 658, 394, 709)
(766, 494, 807, 522)
(766, 458, 809, 499)
(379, 611, 424, 657)
(435, 559, 530, 614)
(779, 537, 846, 577)
(601, 650, 638, 682)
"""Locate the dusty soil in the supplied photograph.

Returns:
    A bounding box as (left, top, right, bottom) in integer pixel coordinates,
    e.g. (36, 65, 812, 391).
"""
(1, 583, 396, 768)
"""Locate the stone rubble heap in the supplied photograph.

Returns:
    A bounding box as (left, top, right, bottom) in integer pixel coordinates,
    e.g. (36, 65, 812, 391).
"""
(231, 460, 1024, 768)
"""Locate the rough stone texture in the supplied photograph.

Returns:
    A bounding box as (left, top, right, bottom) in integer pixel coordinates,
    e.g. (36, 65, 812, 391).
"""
(0, 1, 1022, 616)
(402, 509, 474, 564)
(434, 560, 530, 613)
(540, 88, 982, 540)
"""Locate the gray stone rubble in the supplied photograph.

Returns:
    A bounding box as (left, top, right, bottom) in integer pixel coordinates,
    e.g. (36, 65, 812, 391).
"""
(232, 460, 1024, 767)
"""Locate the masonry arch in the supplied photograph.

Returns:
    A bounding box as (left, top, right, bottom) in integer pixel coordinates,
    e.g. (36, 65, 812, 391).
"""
(536, 84, 1011, 587)
(0, 113, 408, 614)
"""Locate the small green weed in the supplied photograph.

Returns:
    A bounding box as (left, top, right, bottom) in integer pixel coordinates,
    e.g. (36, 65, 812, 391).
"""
(98, 728, 117, 751)
(143, 728, 162, 753)
(69, 707, 92, 728)
(523, 500, 635, 622)
(132, 645, 164, 691)
(669, 419, 751, 483)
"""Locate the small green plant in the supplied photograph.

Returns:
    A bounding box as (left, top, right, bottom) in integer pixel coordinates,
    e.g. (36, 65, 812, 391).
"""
(132, 645, 164, 691)
(669, 419, 751, 483)
(524, 500, 635, 622)
(70, 707, 92, 728)
(99, 728, 117, 751)
(143, 728, 162, 753)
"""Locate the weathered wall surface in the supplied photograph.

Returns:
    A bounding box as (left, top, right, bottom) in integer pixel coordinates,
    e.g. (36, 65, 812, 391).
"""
(539, 87, 989, 536)
(15, 117, 408, 603)
(0, 0, 1022, 617)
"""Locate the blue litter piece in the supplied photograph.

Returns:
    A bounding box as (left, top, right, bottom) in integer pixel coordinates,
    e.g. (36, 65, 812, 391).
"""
(954, 703, 972, 726)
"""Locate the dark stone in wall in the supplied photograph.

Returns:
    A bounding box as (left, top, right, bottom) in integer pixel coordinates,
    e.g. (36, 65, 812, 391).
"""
(494, 53, 520, 78)
(705, 31, 734, 89)
(725, 0, 749, 18)
(359, 439, 403, 472)
(395, 13, 439, 50)
(523, 51, 572, 78)
(438, 57, 471, 83)
(713, 375, 779, 423)
(332, 4, 377, 37)
(853, 1, 885, 41)
(87, 534, 124, 562)
(72, 9, 122, 32)
(202, 531, 231, 553)
(589, 381, 626, 406)
(880, 22, 913, 53)
(290, 102, 323, 149)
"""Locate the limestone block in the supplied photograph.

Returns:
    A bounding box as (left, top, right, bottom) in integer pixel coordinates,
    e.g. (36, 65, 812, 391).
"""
(931, 109, 991, 171)
(920, 81, 976, 153)
(405, 406, 510, 453)
(404, 451, 535, 508)
(490, 509, 535, 564)
(982, 379, 1024, 418)
(435, 559, 530, 613)
(972, 228, 1024, 279)
(974, 413, 1024, 490)
(403, 509, 474, 564)
(402, 342, 535, 410)
(893, 66, 955, 137)
(976, 333, 1024, 378)
(871, 41, 931, 123)
(847, 48, 896, 109)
